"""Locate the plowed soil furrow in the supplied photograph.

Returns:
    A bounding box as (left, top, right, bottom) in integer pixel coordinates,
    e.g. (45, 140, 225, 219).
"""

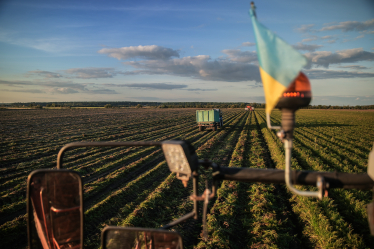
(2, 108, 372, 249)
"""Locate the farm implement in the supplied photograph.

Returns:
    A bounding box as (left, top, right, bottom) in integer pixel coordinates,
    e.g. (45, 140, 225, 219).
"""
(26, 124, 374, 249)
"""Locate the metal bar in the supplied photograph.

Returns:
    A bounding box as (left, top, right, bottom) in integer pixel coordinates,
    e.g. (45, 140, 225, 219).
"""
(266, 113, 281, 130)
(161, 211, 195, 230)
(284, 139, 321, 198)
(192, 171, 198, 220)
(57, 141, 162, 169)
(215, 167, 374, 190)
(50, 206, 80, 213)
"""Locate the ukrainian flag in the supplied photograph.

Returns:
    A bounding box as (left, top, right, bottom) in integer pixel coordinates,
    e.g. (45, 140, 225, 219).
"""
(249, 5, 307, 114)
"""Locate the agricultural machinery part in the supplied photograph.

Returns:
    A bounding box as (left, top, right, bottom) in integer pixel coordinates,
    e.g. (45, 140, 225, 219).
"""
(161, 140, 199, 185)
(368, 143, 374, 181)
(271, 72, 325, 199)
(101, 227, 183, 249)
(284, 139, 324, 200)
(57, 140, 201, 223)
(27, 139, 374, 248)
(266, 72, 311, 131)
(27, 169, 83, 249)
(367, 144, 374, 235)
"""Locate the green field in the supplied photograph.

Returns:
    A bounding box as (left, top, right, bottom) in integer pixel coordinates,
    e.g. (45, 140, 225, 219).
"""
(1, 108, 373, 248)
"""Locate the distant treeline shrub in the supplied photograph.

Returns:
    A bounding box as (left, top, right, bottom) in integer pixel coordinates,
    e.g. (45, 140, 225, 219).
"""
(1, 102, 373, 109)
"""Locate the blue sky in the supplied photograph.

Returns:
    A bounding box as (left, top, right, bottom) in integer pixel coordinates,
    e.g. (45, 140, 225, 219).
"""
(0, 0, 373, 105)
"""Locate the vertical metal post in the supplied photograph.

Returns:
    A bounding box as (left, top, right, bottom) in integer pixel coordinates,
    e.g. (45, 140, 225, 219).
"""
(266, 113, 281, 130)
(193, 171, 199, 219)
(284, 139, 322, 199)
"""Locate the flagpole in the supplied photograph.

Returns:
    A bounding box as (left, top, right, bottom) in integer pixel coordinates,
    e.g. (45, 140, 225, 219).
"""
(250, 2, 256, 18)
(249, 2, 323, 199)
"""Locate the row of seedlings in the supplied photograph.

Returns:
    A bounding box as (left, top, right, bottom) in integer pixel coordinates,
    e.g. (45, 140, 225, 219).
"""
(255, 110, 368, 248)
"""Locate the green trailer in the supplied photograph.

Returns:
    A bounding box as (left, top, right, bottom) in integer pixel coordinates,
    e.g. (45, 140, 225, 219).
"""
(196, 109, 221, 131)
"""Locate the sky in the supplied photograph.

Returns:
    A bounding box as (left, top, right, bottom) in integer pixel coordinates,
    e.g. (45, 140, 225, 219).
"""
(0, 0, 373, 106)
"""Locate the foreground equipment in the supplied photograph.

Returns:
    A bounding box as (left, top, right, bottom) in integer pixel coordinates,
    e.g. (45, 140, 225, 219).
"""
(27, 170, 83, 249)
(102, 227, 183, 249)
(27, 137, 374, 248)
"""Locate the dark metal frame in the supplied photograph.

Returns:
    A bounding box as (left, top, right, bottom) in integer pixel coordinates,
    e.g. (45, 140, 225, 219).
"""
(101, 226, 184, 249)
(213, 166, 374, 190)
(55, 141, 374, 231)
(27, 169, 84, 249)
(57, 141, 202, 229)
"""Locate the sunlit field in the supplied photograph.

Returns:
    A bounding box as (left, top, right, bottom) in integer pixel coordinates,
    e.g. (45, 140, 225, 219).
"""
(1, 108, 373, 248)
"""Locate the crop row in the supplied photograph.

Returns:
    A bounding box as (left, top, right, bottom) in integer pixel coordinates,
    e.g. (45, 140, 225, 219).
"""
(0, 109, 244, 216)
(79, 110, 248, 248)
(0, 109, 245, 248)
(0, 112, 204, 208)
(95, 111, 249, 249)
(0, 111, 196, 175)
(2, 108, 372, 249)
(196, 111, 303, 248)
(0, 109, 196, 180)
(265, 111, 373, 246)
(255, 110, 371, 248)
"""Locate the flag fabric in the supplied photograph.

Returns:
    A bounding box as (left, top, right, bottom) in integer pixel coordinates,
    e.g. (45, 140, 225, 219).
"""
(249, 6, 308, 114)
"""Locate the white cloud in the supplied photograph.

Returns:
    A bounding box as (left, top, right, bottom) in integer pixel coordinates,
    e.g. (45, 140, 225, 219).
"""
(98, 45, 374, 82)
(0, 30, 78, 53)
(295, 24, 316, 33)
(304, 48, 374, 68)
(301, 36, 318, 42)
(321, 36, 334, 40)
(221, 49, 258, 63)
(123, 55, 261, 82)
(321, 19, 374, 32)
(325, 39, 338, 44)
(304, 68, 374, 79)
(292, 43, 323, 52)
(186, 88, 217, 92)
(241, 42, 256, 47)
(47, 87, 79, 94)
(2, 89, 45, 93)
(88, 89, 118, 94)
(338, 65, 369, 70)
(105, 83, 188, 90)
(0, 79, 117, 94)
(63, 68, 118, 79)
(98, 45, 180, 60)
(27, 70, 62, 79)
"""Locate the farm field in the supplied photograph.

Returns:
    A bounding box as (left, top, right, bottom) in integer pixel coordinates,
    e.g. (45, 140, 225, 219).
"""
(1, 108, 374, 248)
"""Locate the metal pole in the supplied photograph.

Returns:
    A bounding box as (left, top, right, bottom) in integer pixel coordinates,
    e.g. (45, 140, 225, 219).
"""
(284, 139, 321, 198)
(193, 171, 199, 220)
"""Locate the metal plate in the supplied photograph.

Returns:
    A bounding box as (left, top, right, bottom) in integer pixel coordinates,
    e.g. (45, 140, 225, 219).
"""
(368, 144, 374, 181)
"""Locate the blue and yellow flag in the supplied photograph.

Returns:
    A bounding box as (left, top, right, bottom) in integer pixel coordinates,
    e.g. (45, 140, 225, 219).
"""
(249, 5, 307, 114)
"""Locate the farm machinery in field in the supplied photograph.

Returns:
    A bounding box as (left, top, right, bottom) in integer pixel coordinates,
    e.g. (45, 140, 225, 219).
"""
(196, 109, 222, 131)
(27, 78, 374, 248)
(26, 137, 374, 249)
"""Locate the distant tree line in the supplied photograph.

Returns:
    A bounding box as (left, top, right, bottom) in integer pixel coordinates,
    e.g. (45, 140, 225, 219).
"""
(1, 102, 373, 109)
(1, 101, 266, 109)
(302, 105, 374, 110)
